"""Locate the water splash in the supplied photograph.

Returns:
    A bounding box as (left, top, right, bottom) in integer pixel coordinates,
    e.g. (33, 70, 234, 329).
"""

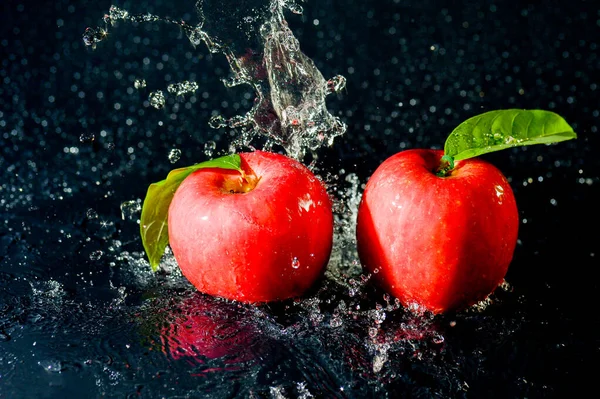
(148, 90, 165, 109)
(120, 199, 142, 221)
(133, 78, 147, 89)
(168, 148, 182, 164)
(203, 140, 217, 157)
(167, 81, 199, 97)
(82, 27, 108, 49)
(326, 172, 363, 285)
(83, 2, 347, 160)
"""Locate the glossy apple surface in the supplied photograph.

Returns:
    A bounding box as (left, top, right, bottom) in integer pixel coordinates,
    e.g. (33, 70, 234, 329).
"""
(168, 150, 333, 303)
(356, 149, 519, 314)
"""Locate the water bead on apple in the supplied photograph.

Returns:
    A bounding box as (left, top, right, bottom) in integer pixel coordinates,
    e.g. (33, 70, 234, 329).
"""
(356, 109, 577, 314)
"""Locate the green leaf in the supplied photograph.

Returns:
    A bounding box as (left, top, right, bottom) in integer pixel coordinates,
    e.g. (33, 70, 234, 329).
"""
(140, 154, 242, 271)
(444, 109, 577, 161)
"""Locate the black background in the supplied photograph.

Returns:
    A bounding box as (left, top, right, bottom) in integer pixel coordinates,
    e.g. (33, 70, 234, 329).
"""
(1, 0, 599, 398)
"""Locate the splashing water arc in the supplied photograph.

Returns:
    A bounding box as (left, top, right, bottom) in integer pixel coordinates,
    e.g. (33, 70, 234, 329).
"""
(91, 0, 347, 160)
(197, 0, 347, 159)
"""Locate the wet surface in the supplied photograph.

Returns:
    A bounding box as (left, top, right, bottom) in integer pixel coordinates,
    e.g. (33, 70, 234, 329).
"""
(1, 0, 599, 398)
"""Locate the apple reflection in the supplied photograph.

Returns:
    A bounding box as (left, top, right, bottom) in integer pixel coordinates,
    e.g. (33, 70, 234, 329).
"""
(145, 291, 266, 369)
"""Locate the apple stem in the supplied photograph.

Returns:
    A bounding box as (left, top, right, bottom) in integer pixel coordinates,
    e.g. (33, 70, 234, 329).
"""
(435, 154, 455, 177)
(241, 171, 260, 192)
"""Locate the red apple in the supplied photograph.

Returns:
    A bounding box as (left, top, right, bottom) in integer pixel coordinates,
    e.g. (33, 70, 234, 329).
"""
(167, 150, 333, 303)
(356, 149, 519, 314)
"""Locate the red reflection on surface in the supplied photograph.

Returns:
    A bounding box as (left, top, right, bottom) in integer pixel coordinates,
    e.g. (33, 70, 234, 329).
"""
(153, 293, 264, 368)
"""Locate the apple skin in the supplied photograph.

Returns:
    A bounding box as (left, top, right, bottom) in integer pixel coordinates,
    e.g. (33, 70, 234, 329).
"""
(168, 150, 334, 303)
(356, 149, 519, 314)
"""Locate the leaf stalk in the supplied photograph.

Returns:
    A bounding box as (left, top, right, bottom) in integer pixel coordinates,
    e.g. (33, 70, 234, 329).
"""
(435, 155, 455, 177)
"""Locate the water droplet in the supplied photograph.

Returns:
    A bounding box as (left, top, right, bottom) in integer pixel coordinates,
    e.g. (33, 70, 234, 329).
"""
(372, 352, 388, 373)
(90, 250, 103, 261)
(203, 141, 217, 157)
(108, 240, 122, 252)
(326, 75, 347, 93)
(149, 90, 165, 109)
(167, 81, 199, 96)
(186, 26, 204, 47)
(282, 106, 301, 128)
(0, 330, 11, 342)
(369, 307, 387, 325)
(168, 148, 181, 163)
(270, 386, 286, 399)
(330, 316, 343, 328)
(281, 0, 304, 14)
(38, 360, 66, 373)
(499, 279, 512, 292)
(368, 327, 378, 338)
(495, 185, 504, 198)
(79, 133, 95, 143)
(134, 78, 147, 89)
(86, 208, 98, 219)
(120, 199, 141, 221)
(296, 382, 313, 399)
(82, 27, 108, 49)
(208, 115, 226, 129)
(432, 333, 445, 344)
(469, 296, 493, 312)
(291, 257, 300, 269)
(108, 5, 130, 21)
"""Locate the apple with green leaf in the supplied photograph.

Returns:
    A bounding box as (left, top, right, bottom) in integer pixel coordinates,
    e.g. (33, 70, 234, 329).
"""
(356, 109, 577, 314)
(140, 150, 334, 303)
